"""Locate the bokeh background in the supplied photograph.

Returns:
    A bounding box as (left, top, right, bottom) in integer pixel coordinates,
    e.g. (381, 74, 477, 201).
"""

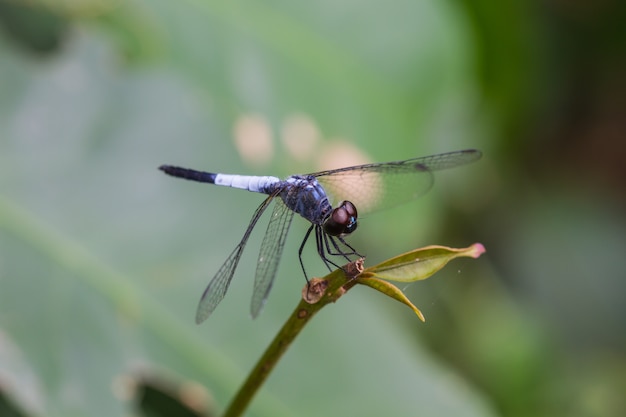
(1, 1, 625, 416)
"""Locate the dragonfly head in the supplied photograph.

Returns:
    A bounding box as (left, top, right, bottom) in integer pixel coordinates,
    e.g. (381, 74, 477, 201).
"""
(323, 200, 358, 236)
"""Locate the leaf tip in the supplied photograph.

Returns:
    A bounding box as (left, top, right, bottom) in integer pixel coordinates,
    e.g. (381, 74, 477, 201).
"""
(467, 243, 486, 258)
(415, 308, 426, 322)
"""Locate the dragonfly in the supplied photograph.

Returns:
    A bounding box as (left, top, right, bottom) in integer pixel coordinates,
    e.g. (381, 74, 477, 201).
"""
(160, 149, 481, 323)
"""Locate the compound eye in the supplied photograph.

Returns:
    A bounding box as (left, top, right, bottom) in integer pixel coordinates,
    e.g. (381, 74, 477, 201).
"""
(323, 200, 358, 236)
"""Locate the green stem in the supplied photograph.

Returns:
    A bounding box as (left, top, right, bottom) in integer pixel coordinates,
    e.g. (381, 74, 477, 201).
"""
(221, 259, 364, 417)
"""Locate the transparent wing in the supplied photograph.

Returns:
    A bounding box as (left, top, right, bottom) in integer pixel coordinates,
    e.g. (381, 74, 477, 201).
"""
(195, 191, 279, 324)
(250, 199, 295, 318)
(311, 149, 481, 214)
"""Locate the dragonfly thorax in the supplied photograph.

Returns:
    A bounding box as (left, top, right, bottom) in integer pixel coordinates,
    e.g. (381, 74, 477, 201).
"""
(280, 175, 334, 225)
(279, 176, 359, 236)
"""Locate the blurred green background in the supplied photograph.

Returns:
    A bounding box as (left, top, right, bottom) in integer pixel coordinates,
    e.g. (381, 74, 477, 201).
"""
(1, 0, 625, 416)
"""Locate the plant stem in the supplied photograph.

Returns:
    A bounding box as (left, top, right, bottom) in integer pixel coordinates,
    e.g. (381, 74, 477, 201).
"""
(221, 260, 363, 417)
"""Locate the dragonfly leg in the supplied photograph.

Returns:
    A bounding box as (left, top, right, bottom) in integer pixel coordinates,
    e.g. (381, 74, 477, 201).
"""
(298, 224, 316, 282)
(315, 226, 342, 272)
(337, 236, 364, 258)
(323, 233, 353, 262)
(321, 231, 363, 260)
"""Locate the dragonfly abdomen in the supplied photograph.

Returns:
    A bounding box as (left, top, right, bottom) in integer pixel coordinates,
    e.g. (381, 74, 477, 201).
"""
(214, 174, 281, 194)
(159, 165, 217, 183)
(160, 165, 280, 194)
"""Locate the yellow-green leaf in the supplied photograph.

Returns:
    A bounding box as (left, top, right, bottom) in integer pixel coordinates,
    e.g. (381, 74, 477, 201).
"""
(357, 277, 426, 321)
(363, 243, 485, 282)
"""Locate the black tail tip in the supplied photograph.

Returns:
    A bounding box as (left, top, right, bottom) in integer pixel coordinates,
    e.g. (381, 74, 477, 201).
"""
(159, 165, 179, 176)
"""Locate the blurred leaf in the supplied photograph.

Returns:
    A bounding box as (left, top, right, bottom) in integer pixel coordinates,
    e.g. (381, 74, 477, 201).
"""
(0, 0, 68, 54)
(0, 3, 493, 417)
(458, 0, 539, 141)
(135, 376, 213, 417)
(0, 391, 27, 417)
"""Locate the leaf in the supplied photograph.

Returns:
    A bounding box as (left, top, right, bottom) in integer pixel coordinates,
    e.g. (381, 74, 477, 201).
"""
(357, 277, 426, 321)
(363, 243, 485, 282)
